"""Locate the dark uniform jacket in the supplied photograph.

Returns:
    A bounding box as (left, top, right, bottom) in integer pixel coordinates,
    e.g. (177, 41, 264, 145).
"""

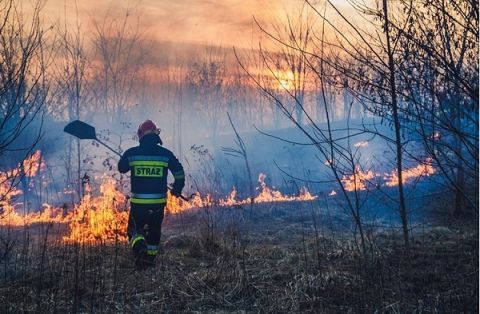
(118, 133, 185, 205)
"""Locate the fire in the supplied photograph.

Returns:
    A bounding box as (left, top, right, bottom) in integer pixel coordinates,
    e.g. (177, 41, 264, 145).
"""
(255, 173, 291, 202)
(255, 174, 316, 202)
(0, 150, 45, 226)
(54, 174, 318, 242)
(0, 152, 129, 243)
(63, 180, 129, 243)
(0, 203, 65, 227)
(23, 150, 44, 177)
(166, 191, 211, 214)
(0, 172, 23, 225)
(218, 187, 239, 206)
(341, 167, 375, 192)
(219, 174, 317, 205)
(0, 150, 436, 244)
(384, 158, 436, 187)
(0, 150, 43, 185)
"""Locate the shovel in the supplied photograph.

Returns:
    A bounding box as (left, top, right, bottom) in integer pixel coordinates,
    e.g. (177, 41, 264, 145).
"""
(64, 120, 121, 157)
(64, 120, 190, 201)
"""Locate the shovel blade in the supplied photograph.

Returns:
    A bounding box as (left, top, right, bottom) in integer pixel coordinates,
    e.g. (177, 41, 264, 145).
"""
(64, 120, 97, 140)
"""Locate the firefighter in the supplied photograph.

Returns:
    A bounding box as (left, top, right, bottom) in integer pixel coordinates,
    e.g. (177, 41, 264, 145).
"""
(118, 120, 185, 269)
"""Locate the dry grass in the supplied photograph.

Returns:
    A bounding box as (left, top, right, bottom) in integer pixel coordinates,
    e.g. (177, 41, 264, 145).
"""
(0, 202, 477, 313)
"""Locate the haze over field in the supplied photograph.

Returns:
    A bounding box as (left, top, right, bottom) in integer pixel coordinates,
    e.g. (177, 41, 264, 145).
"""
(40, 0, 351, 49)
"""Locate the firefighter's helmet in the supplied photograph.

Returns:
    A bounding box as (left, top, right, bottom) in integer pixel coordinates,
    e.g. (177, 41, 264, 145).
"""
(137, 120, 159, 140)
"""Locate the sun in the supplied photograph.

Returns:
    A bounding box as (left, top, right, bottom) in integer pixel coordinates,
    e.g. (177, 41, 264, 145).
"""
(276, 70, 295, 90)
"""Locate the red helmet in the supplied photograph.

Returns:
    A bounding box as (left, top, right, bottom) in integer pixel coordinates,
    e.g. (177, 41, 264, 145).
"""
(137, 120, 158, 140)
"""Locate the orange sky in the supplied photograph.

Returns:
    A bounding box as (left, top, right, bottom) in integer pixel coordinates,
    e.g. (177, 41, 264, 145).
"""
(40, 0, 350, 49)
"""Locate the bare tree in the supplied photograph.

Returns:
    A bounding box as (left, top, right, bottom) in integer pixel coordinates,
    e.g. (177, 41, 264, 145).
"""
(90, 6, 149, 123)
(238, 0, 478, 255)
(53, 3, 88, 203)
(0, 0, 49, 202)
(235, 3, 400, 257)
(389, 0, 478, 215)
(255, 5, 315, 127)
(380, 0, 410, 250)
(186, 47, 226, 145)
(298, 0, 477, 244)
(235, 34, 374, 258)
(222, 112, 255, 211)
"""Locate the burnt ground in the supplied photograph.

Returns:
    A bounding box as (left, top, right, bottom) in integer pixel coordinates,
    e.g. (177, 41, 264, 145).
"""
(0, 199, 477, 313)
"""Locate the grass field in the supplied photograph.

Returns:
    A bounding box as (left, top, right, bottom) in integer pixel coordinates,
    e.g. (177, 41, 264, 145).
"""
(0, 201, 477, 313)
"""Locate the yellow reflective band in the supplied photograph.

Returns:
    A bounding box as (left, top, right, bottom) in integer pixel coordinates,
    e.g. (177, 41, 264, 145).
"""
(146, 250, 158, 256)
(129, 161, 168, 167)
(131, 235, 145, 248)
(130, 197, 167, 204)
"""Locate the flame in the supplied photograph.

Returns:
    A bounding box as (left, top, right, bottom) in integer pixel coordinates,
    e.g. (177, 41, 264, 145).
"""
(0, 152, 129, 243)
(384, 158, 436, 187)
(62, 180, 129, 243)
(166, 191, 211, 214)
(0, 171, 23, 225)
(0, 151, 314, 244)
(217, 174, 317, 206)
(23, 150, 43, 177)
(341, 167, 375, 192)
(0, 150, 45, 226)
(255, 173, 288, 202)
(0, 203, 65, 227)
(218, 187, 238, 206)
(0, 151, 436, 244)
(0, 170, 316, 238)
(255, 174, 316, 202)
(0, 150, 43, 184)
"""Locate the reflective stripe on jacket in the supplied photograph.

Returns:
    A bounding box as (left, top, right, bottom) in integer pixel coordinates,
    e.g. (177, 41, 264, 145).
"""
(118, 133, 185, 203)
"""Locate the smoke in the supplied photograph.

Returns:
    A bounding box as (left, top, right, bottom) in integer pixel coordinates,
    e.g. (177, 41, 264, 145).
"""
(42, 0, 287, 49)
(4, 0, 444, 216)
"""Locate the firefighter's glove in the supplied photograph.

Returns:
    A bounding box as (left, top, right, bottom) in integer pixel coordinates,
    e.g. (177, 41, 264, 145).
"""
(171, 188, 183, 198)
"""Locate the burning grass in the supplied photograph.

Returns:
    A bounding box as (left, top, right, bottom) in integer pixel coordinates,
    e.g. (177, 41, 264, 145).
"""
(0, 150, 437, 245)
(0, 153, 436, 245)
(334, 158, 436, 193)
(384, 158, 436, 187)
(0, 171, 317, 243)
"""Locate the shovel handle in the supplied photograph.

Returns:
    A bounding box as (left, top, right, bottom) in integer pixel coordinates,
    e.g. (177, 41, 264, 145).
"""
(168, 187, 190, 201)
(96, 139, 122, 157)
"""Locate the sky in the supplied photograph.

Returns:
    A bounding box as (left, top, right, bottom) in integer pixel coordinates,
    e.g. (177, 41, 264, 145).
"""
(40, 0, 350, 49)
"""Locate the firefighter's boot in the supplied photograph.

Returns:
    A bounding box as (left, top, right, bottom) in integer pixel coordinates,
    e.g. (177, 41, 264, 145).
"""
(131, 234, 148, 270)
(144, 245, 159, 268)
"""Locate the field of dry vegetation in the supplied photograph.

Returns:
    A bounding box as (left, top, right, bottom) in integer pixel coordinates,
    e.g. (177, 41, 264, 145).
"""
(0, 200, 477, 313)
